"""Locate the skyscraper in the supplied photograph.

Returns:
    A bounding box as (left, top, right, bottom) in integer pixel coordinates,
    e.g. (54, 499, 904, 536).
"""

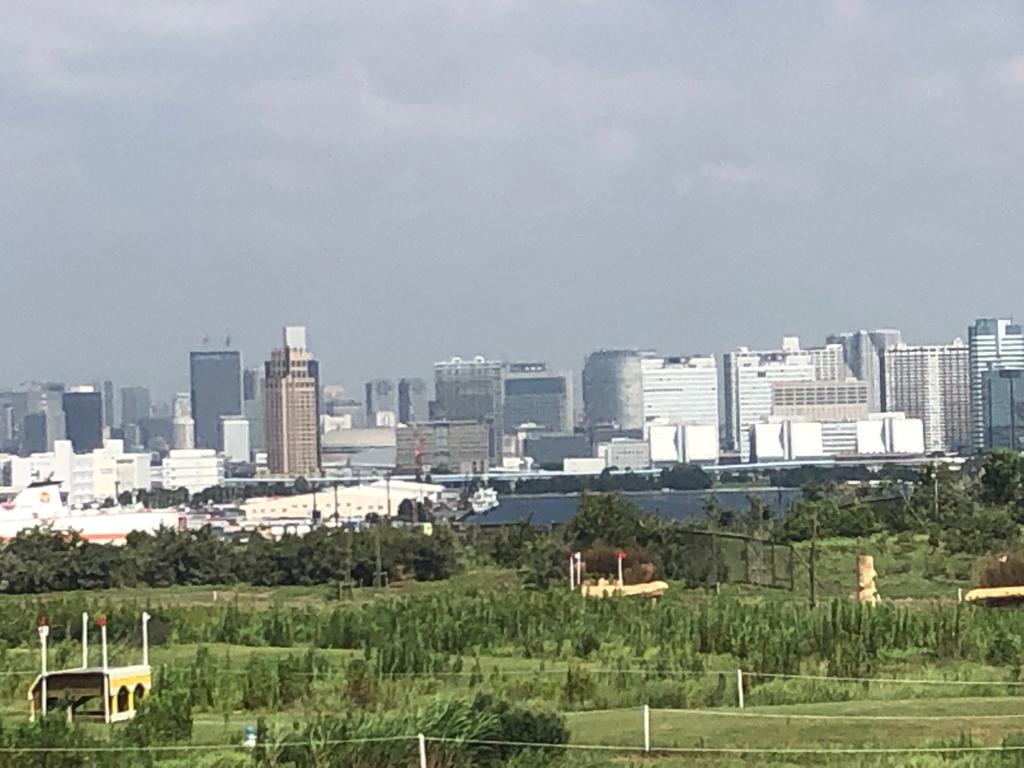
(264, 326, 321, 476)
(884, 340, 970, 454)
(189, 350, 242, 451)
(62, 389, 103, 453)
(120, 386, 152, 427)
(243, 368, 266, 453)
(968, 319, 1024, 450)
(982, 368, 1024, 451)
(827, 329, 902, 412)
(640, 355, 718, 433)
(365, 379, 397, 427)
(582, 350, 646, 432)
(398, 377, 430, 424)
(723, 339, 816, 459)
(171, 392, 195, 450)
(503, 363, 574, 434)
(102, 380, 115, 430)
(432, 357, 505, 463)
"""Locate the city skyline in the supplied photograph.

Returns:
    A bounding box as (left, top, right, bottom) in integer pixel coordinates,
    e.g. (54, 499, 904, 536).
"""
(6, 3, 1024, 397)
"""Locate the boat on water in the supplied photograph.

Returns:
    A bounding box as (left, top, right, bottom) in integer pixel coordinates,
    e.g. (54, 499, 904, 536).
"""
(0, 480, 180, 543)
(469, 486, 499, 513)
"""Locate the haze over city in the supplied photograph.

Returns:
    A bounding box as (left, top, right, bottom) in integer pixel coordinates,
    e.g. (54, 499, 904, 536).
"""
(6, 1, 1024, 396)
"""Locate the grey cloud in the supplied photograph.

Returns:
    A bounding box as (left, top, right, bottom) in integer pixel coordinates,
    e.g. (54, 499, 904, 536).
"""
(3, 2, 1024, 398)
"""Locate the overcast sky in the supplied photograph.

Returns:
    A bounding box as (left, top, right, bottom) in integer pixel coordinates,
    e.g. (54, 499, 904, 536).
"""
(4, 1, 1024, 400)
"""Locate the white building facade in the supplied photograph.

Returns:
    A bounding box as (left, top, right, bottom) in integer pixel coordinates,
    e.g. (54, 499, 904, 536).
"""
(9, 439, 151, 506)
(884, 340, 971, 454)
(158, 449, 224, 494)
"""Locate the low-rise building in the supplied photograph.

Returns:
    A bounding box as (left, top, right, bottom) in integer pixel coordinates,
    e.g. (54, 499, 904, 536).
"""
(158, 449, 224, 494)
(395, 421, 490, 473)
(9, 440, 152, 506)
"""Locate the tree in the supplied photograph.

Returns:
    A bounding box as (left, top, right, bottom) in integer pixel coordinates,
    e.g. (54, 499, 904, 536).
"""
(980, 450, 1024, 521)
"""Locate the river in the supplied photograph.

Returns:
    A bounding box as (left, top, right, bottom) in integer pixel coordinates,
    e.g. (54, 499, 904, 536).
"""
(464, 487, 804, 526)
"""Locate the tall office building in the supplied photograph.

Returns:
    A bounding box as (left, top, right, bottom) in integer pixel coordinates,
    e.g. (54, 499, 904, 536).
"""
(220, 415, 251, 463)
(640, 355, 718, 431)
(968, 319, 1024, 450)
(398, 377, 430, 424)
(432, 357, 505, 463)
(365, 379, 398, 427)
(120, 386, 152, 428)
(982, 368, 1024, 450)
(503, 363, 573, 434)
(264, 326, 321, 476)
(723, 339, 816, 459)
(243, 368, 266, 453)
(102, 380, 115, 430)
(171, 392, 195, 450)
(582, 350, 647, 431)
(884, 340, 970, 454)
(189, 350, 242, 451)
(62, 389, 103, 452)
(827, 329, 902, 412)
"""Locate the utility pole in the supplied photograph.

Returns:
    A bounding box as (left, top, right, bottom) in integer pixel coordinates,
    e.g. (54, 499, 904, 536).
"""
(809, 509, 818, 608)
(373, 526, 384, 588)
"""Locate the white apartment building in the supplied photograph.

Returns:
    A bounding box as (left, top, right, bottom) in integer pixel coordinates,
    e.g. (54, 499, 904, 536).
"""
(9, 439, 151, 506)
(968, 319, 1024, 450)
(158, 449, 224, 494)
(724, 341, 817, 460)
(884, 340, 970, 454)
(641, 355, 719, 429)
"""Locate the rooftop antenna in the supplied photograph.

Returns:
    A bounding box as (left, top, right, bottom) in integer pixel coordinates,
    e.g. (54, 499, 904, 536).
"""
(202, 334, 210, 348)
(224, 331, 232, 348)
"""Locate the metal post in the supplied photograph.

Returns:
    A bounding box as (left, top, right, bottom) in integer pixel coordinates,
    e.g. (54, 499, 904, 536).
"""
(38, 619, 49, 718)
(81, 612, 88, 668)
(958, 587, 963, 604)
(100, 616, 110, 724)
(569, 553, 576, 590)
(418, 733, 427, 768)
(643, 704, 650, 752)
(142, 612, 151, 666)
(737, 669, 745, 709)
(617, 551, 624, 588)
(574, 552, 582, 589)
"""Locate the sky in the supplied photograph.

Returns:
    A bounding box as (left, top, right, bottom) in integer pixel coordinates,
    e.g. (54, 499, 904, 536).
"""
(4, 1, 1024, 401)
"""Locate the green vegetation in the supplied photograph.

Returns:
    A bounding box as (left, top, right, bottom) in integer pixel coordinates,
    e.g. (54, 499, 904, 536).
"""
(2, 454, 1024, 765)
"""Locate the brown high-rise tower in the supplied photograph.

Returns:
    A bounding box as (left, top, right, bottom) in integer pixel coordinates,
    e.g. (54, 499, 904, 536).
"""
(264, 326, 321, 476)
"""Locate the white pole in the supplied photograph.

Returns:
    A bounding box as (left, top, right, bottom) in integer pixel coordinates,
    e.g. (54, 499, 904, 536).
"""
(418, 733, 427, 768)
(643, 704, 650, 752)
(575, 552, 582, 589)
(81, 613, 88, 669)
(142, 612, 151, 666)
(617, 553, 624, 588)
(737, 668, 745, 709)
(958, 587, 963, 604)
(569, 553, 576, 590)
(38, 621, 49, 719)
(101, 619, 110, 724)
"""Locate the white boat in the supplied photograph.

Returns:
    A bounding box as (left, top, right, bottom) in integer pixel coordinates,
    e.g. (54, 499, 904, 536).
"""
(469, 486, 499, 513)
(0, 481, 180, 543)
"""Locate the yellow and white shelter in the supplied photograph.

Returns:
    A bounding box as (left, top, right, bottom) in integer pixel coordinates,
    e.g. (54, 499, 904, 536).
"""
(29, 664, 151, 722)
